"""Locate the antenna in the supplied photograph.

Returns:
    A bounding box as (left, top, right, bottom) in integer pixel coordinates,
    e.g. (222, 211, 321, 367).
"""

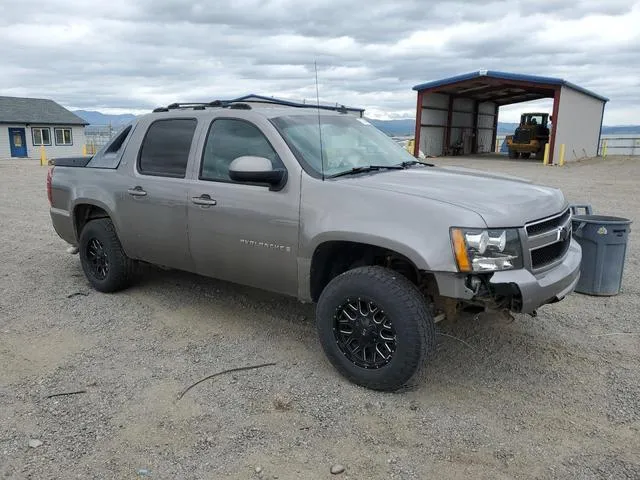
(314, 61, 325, 181)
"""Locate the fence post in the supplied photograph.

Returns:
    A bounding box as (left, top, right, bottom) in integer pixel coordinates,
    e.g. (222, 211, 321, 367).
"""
(559, 144, 566, 166)
(602, 140, 608, 159)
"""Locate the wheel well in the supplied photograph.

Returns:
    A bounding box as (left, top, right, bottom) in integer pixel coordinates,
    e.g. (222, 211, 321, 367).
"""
(74, 204, 110, 239)
(310, 241, 421, 302)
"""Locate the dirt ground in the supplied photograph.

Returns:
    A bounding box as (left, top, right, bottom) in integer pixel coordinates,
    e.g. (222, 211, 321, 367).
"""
(1, 155, 639, 479)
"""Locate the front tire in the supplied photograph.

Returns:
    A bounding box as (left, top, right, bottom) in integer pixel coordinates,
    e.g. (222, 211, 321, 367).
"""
(508, 149, 519, 159)
(79, 218, 135, 293)
(316, 266, 435, 391)
(521, 152, 531, 159)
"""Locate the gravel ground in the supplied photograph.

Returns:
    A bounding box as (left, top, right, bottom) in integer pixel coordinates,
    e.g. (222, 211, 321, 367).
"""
(1, 155, 639, 479)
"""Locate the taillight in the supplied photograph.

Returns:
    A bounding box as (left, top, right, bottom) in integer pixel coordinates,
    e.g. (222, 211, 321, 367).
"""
(46, 167, 54, 205)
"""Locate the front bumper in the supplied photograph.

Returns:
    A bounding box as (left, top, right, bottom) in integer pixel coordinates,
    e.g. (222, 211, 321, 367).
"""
(510, 145, 539, 153)
(434, 239, 582, 314)
(489, 239, 582, 313)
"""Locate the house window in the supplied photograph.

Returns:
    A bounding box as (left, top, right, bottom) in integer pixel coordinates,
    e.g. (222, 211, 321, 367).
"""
(54, 128, 73, 146)
(32, 128, 51, 146)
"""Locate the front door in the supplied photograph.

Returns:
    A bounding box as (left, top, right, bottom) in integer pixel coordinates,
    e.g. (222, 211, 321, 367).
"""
(115, 118, 197, 271)
(187, 118, 300, 296)
(8, 128, 27, 157)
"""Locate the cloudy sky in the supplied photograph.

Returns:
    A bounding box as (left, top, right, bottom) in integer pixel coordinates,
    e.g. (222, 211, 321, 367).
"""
(0, 0, 638, 123)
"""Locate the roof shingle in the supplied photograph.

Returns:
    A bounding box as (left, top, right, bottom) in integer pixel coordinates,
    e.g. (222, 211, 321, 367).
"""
(0, 96, 88, 125)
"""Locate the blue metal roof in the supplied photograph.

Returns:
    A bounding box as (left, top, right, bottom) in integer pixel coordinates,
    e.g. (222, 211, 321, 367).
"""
(412, 70, 609, 102)
(233, 94, 365, 112)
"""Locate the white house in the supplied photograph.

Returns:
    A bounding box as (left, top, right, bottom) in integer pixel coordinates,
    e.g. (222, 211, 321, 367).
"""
(0, 96, 88, 159)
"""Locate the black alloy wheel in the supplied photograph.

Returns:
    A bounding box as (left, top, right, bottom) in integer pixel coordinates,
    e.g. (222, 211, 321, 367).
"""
(333, 298, 397, 369)
(85, 238, 109, 280)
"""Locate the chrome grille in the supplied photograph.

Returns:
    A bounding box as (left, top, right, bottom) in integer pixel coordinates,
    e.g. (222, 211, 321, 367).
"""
(526, 208, 571, 236)
(525, 208, 572, 269)
(531, 237, 571, 268)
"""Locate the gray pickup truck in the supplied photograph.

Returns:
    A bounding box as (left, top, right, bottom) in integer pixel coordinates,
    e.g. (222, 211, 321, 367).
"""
(48, 100, 581, 391)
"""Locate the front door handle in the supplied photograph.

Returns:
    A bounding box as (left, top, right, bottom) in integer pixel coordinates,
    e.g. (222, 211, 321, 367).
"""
(191, 194, 217, 206)
(127, 186, 147, 197)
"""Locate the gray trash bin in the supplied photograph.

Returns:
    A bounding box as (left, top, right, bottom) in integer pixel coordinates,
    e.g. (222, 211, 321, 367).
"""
(570, 205, 632, 296)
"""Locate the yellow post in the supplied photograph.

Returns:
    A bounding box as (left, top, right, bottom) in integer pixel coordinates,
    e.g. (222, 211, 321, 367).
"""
(559, 144, 566, 166)
(406, 139, 414, 154)
(39, 145, 47, 166)
(602, 140, 608, 158)
(542, 143, 550, 165)
(82, 144, 87, 156)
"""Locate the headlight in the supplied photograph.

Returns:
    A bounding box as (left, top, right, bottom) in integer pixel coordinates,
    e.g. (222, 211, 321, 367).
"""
(450, 228, 523, 272)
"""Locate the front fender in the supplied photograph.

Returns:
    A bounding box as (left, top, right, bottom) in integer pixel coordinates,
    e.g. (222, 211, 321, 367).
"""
(306, 231, 432, 270)
(299, 177, 488, 272)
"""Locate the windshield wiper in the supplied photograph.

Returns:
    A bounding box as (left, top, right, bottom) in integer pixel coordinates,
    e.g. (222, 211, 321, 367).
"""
(399, 160, 434, 168)
(329, 165, 404, 179)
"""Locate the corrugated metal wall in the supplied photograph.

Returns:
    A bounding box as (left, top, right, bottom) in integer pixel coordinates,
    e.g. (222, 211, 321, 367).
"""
(554, 86, 605, 162)
(451, 98, 474, 155)
(419, 93, 496, 156)
(419, 93, 447, 156)
(477, 102, 496, 153)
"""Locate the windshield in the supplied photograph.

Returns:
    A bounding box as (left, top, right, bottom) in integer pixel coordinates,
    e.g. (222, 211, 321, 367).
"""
(271, 115, 419, 177)
(522, 114, 546, 126)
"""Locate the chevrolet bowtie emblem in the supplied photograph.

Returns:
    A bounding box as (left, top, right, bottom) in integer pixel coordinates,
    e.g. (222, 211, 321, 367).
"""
(557, 225, 569, 242)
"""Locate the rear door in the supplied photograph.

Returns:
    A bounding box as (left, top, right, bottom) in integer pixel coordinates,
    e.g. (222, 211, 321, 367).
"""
(116, 118, 197, 270)
(187, 117, 300, 296)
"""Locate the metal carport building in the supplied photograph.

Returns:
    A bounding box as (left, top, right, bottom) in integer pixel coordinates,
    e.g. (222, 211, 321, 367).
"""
(411, 70, 608, 164)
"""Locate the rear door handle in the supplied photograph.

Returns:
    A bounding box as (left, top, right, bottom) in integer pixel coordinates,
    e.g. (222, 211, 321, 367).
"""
(127, 186, 147, 197)
(191, 194, 217, 206)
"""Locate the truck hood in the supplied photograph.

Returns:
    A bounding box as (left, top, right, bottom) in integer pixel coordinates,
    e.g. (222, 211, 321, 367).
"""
(342, 165, 567, 227)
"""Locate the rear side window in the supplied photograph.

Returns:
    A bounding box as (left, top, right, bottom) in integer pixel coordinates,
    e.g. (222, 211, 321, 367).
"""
(138, 119, 197, 178)
(105, 125, 132, 154)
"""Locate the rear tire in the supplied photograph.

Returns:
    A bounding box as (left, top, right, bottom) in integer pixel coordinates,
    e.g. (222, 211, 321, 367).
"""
(521, 152, 531, 159)
(316, 266, 435, 391)
(79, 218, 135, 293)
(508, 149, 519, 159)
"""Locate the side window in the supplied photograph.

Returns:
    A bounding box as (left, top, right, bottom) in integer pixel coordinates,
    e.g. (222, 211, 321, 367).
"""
(105, 125, 132, 154)
(138, 119, 197, 178)
(200, 119, 280, 182)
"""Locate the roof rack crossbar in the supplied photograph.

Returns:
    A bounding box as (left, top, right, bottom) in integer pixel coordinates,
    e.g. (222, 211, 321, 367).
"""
(223, 98, 351, 113)
(166, 102, 212, 109)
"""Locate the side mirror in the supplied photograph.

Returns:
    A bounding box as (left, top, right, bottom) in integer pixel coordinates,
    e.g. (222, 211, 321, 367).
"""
(228, 156, 287, 190)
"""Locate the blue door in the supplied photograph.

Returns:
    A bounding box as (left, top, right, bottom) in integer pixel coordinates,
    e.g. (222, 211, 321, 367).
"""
(8, 128, 28, 157)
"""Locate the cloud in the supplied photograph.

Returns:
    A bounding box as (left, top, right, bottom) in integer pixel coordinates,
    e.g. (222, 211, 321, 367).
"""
(0, 0, 638, 124)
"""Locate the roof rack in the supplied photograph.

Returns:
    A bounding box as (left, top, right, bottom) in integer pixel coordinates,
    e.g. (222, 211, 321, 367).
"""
(152, 100, 244, 113)
(151, 98, 351, 114)
(230, 98, 350, 113)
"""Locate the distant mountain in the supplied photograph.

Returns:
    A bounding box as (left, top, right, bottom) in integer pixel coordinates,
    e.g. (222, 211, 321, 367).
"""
(368, 118, 640, 136)
(497, 123, 519, 134)
(74, 110, 640, 136)
(367, 118, 415, 136)
(368, 118, 520, 136)
(73, 110, 137, 126)
(601, 125, 640, 134)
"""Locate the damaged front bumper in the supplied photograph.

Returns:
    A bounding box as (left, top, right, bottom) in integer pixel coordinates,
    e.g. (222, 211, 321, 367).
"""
(434, 239, 582, 315)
